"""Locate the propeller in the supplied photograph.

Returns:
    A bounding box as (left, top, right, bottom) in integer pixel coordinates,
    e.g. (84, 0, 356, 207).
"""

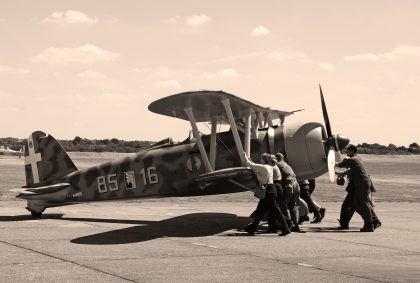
(319, 84, 349, 182)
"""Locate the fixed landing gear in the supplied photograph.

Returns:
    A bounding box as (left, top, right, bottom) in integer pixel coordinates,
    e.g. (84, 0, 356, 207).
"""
(26, 200, 46, 218)
(30, 211, 43, 217)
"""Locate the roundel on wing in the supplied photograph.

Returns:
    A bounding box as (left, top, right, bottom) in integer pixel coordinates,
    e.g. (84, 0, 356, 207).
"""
(187, 156, 201, 172)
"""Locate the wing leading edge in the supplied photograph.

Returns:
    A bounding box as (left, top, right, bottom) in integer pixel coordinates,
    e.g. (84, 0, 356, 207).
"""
(148, 90, 301, 124)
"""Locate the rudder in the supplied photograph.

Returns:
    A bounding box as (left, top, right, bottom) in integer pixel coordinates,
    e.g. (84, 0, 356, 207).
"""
(24, 131, 77, 187)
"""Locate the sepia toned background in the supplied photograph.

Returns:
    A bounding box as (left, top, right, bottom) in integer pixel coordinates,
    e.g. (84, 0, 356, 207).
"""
(0, 0, 419, 145)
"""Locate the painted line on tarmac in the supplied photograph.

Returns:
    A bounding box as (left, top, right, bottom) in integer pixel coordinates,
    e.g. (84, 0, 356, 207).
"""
(0, 240, 139, 283)
(297, 263, 315, 267)
(192, 242, 218, 249)
(302, 232, 420, 255)
(168, 237, 387, 283)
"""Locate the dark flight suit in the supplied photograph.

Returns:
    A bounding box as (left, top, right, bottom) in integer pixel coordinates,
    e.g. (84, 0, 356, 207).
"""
(339, 179, 356, 228)
(246, 184, 290, 235)
(276, 160, 300, 229)
(336, 155, 374, 227)
(339, 178, 380, 228)
(308, 178, 316, 195)
(299, 180, 322, 220)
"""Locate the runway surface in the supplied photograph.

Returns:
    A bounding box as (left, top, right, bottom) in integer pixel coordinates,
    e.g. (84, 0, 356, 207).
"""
(0, 199, 419, 282)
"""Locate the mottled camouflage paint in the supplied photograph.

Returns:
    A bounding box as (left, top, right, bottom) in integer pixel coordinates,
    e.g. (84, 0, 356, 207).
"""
(24, 131, 77, 187)
(19, 126, 289, 212)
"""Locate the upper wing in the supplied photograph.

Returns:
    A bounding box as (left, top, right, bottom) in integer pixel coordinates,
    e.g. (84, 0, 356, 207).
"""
(148, 90, 302, 124)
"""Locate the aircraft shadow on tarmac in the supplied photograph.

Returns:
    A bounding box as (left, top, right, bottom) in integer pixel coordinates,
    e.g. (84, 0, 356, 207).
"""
(0, 214, 360, 245)
(70, 212, 252, 245)
(0, 212, 250, 245)
(0, 214, 66, 221)
(0, 213, 256, 245)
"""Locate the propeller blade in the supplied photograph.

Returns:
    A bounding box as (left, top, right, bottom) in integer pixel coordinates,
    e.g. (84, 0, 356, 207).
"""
(327, 147, 336, 182)
(320, 84, 333, 138)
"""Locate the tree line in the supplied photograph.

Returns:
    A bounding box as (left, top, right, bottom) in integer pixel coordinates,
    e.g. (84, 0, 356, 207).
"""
(1, 137, 419, 155)
(0, 137, 153, 153)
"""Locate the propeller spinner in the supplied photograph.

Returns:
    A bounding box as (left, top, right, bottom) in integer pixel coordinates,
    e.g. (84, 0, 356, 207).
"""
(319, 85, 350, 182)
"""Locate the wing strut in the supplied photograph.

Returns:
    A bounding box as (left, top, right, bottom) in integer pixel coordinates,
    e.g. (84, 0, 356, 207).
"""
(184, 108, 213, 172)
(251, 114, 258, 139)
(257, 112, 264, 128)
(266, 113, 273, 127)
(209, 117, 218, 170)
(221, 99, 246, 165)
(244, 109, 252, 157)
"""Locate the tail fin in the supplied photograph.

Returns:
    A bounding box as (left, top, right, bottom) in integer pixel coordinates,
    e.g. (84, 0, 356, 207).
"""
(24, 131, 77, 187)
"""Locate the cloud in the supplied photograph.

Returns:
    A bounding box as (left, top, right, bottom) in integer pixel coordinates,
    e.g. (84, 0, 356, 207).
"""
(266, 51, 293, 61)
(266, 51, 334, 71)
(153, 79, 182, 89)
(0, 65, 31, 74)
(131, 67, 152, 74)
(190, 51, 265, 67)
(344, 45, 420, 62)
(344, 84, 368, 92)
(99, 93, 128, 102)
(266, 51, 306, 61)
(317, 62, 335, 71)
(344, 53, 380, 61)
(380, 45, 420, 59)
(31, 45, 119, 64)
(131, 66, 173, 78)
(251, 25, 271, 36)
(69, 93, 87, 102)
(78, 70, 105, 79)
(43, 10, 98, 25)
(185, 14, 212, 26)
(203, 68, 239, 79)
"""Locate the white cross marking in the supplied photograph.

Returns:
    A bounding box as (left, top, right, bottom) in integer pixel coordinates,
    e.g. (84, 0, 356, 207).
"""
(24, 135, 42, 184)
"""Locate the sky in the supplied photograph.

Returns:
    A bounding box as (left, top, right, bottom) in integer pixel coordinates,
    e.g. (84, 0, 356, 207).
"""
(0, 0, 419, 146)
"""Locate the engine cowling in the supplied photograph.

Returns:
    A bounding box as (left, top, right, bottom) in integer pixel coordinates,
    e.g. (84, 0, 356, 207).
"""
(283, 122, 328, 181)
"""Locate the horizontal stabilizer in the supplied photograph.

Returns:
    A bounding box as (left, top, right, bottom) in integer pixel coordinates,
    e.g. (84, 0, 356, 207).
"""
(12, 183, 71, 199)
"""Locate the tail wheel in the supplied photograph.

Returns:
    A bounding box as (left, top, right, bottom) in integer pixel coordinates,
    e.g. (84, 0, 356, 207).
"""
(31, 211, 43, 217)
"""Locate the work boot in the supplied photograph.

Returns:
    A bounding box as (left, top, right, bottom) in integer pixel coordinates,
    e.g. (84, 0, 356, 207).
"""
(291, 225, 305, 233)
(311, 217, 322, 224)
(338, 224, 349, 230)
(373, 219, 382, 229)
(298, 215, 309, 224)
(337, 218, 349, 230)
(319, 207, 326, 220)
(279, 230, 291, 236)
(360, 222, 374, 232)
(244, 224, 255, 236)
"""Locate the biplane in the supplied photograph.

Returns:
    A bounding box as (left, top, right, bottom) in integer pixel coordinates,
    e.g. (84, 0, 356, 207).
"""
(14, 87, 349, 217)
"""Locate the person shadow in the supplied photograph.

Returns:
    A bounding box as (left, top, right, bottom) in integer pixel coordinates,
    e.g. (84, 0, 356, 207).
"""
(303, 226, 361, 233)
(0, 212, 251, 245)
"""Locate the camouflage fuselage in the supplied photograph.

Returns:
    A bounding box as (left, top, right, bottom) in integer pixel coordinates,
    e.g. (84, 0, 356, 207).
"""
(62, 127, 283, 203)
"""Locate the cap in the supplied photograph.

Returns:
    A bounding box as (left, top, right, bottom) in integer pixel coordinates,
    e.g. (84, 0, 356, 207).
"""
(346, 144, 357, 153)
(275, 153, 284, 160)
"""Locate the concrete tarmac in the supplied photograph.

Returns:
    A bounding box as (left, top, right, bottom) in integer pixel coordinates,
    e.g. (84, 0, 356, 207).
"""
(0, 199, 419, 282)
